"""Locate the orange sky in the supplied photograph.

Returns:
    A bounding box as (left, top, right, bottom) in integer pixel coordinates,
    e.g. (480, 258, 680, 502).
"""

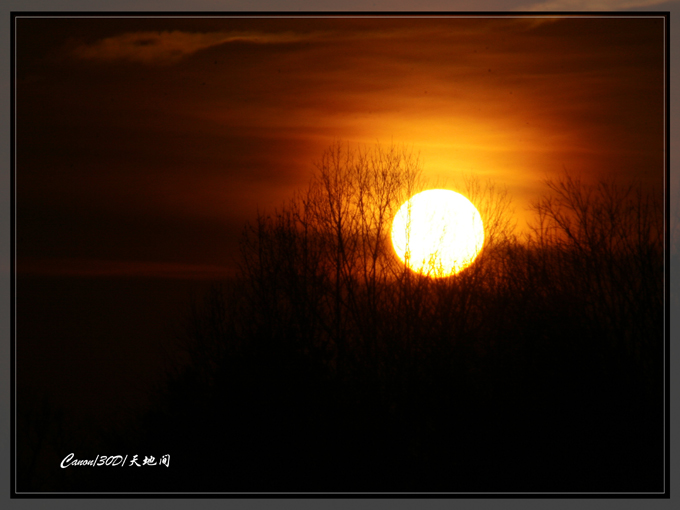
(16, 15, 666, 277)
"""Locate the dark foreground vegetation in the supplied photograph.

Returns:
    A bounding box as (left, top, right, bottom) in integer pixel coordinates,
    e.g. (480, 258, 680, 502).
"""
(19, 144, 665, 492)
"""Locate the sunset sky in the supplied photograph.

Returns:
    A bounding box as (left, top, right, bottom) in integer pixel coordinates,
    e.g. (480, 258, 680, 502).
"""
(8, 8, 673, 495)
(16, 15, 666, 279)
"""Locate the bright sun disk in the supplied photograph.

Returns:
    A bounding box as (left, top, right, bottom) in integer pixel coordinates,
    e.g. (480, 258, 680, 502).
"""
(391, 189, 485, 277)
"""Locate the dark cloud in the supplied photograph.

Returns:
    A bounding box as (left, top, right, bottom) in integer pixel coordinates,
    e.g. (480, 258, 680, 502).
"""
(71, 29, 317, 64)
(520, 0, 671, 9)
(18, 258, 235, 279)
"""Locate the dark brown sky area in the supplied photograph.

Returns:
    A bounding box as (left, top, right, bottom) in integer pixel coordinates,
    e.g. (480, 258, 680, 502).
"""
(17, 16, 665, 278)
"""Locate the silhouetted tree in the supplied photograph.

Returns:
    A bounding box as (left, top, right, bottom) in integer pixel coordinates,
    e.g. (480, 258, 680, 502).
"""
(526, 173, 663, 393)
(102, 145, 663, 493)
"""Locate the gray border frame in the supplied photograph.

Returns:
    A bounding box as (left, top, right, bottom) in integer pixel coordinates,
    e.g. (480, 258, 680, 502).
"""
(3, 1, 678, 508)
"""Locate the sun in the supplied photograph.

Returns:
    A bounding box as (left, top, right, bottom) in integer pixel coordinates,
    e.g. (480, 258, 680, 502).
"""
(391, 189, 485, 277)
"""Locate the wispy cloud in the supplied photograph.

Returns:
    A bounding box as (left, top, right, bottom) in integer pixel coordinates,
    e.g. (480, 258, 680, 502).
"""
(72, 30, 310, 64)
(520, 0, 673, 10)
(19, 259, 236, 279)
